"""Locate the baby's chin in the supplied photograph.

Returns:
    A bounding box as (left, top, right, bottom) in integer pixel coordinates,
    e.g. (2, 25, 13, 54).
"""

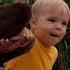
(42, 39, 61, 47)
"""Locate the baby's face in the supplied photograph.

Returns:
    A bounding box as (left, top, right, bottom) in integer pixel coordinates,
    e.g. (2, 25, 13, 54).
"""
(33, 4, 69, 46)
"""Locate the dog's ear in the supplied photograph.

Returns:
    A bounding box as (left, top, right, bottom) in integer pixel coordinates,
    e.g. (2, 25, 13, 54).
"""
(0, 3, 32, 38)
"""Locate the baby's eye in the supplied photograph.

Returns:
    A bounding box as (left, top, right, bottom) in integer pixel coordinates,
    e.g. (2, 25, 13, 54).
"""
(48, 18, 56, 22)
(62, 22, 67, 26)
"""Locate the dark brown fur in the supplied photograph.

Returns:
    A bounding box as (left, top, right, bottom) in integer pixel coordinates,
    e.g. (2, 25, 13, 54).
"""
(0, 3, 31, 38)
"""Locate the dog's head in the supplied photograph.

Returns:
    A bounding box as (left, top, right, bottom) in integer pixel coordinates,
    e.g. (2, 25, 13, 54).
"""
(0, 3, 31, 38)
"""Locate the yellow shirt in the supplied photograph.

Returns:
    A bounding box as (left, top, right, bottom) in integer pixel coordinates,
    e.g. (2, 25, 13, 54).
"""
(4, 39, 58, 70)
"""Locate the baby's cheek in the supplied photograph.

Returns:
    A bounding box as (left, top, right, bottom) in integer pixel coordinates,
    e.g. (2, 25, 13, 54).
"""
(62, 29, 66, 36)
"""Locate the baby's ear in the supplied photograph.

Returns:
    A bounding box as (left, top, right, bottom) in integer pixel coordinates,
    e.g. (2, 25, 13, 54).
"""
(30, 15, 37, 29)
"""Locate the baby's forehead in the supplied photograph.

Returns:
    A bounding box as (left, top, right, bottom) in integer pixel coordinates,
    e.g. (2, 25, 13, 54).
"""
(40, 0, 69, 18)
(32, 0, 69, 20)
(49, 4, 68, 14)
(41, 0, 68, 11)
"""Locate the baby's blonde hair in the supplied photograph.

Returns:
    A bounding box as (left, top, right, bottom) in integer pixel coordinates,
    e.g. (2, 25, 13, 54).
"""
(32, 0, 70, 19)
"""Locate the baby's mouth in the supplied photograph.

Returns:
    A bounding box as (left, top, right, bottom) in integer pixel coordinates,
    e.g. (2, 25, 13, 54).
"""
(50, 33, 60, 38)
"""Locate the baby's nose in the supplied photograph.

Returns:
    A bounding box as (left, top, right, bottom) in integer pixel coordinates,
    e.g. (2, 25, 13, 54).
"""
(54, 23, 62, 31)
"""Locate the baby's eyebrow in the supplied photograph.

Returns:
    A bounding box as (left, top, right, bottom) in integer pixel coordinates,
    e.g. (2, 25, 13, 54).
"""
(47, 17, 57, 19)
(47, 17, 57, 21)
(48, 17, 68, 22)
